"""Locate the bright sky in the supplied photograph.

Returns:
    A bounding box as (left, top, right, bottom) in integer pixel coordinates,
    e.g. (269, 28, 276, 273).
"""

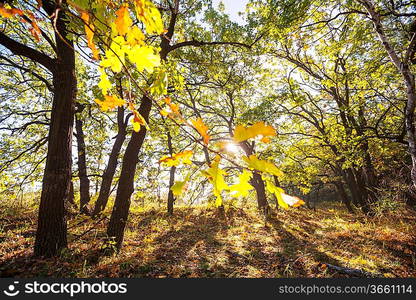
(212, 0, 249, 24)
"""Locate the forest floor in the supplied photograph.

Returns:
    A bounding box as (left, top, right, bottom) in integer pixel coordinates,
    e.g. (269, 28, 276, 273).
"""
(0, 201, 415, 278)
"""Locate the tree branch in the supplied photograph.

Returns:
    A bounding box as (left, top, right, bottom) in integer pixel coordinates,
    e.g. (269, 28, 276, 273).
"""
(168, 40, 252, 54)
(0, 31, 55, 72)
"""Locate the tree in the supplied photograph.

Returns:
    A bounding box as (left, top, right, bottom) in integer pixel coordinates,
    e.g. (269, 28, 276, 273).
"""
(0, 0, 80, 256)
(356, 0, 416, 193)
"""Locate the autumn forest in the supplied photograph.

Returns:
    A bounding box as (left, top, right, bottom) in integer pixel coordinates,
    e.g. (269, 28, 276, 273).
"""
(0, 0, 415, 278)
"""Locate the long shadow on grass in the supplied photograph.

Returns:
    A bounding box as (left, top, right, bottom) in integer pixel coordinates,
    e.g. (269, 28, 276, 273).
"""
(266, 216, 346, 277)
(116, 209, 229, 277)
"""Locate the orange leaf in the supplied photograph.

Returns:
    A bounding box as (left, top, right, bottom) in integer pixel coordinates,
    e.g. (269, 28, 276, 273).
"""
(29, 25, 40, 41)
(131, 110, 148, 132)
(191, 118, 210, 145)
(94, 95, 125, 111)
(160, 150, 193, 166)
(115, 4, 132, 36)
(81, 12, 100, 60)
(0, 5, 24, 18)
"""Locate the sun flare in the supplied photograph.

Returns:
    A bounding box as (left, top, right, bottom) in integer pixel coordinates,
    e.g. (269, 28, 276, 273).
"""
(225, 143, 239, 154)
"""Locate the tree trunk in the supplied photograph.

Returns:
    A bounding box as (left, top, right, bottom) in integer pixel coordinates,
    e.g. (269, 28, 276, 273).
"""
(238, 141, 270, 212)
(352, 169, 372, 214)
(403, 73, 416, 188)
(362, 0, 416, 188)
(273, 175, 280, 209)
(251, 172, 269, 210)
(167, 166, 176, 215)
(67, 180, 76, 208)
(106, 4, 180, 249)
(92, 106, 127, 216)
(344, 169, 364, 206)
(34, 10, 76, 257)
(106, 96, 151, 249)
(75, 106, 90, 214)
(166, 131, 176, 215)
(334, 181, 354, 213)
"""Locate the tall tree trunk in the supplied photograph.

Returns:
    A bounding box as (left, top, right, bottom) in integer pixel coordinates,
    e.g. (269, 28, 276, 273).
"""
(251, 172, 269, 210)
(352, 168, 373, 214)
(362, 0, 416, 188)
(273, 175, 280, 209)
(75, 105, 90, 214)
(67, 180, 76, 208)
(239, 141, 270, 213)
(166, 131, 176, 215)
(105, 2, 180, 249)
(92, 106, 127, 216)
(402, 74, 416, 189)
(167, 166, 176, 215)
(334, 181, 354, 213)
(34, 8, 76, 257)
(64, 179, 77, 215)
(343, 169, 363, 205)
(106, 96, 151, 249)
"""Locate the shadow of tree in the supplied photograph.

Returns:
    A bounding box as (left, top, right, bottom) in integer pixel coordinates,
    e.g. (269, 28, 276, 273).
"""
(1, 206, 415, 278)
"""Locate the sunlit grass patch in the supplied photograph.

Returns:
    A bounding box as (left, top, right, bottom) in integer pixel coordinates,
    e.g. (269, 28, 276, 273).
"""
(0, 201, 415, 278)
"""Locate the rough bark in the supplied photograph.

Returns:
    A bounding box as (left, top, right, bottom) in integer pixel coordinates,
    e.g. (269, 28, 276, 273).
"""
(106, 96, 151, 249)
(273, 175, 280, 209)
(344, 168, 371, 213)
(92, 106, 127, 216)
(34, 2, 76, 257)
(239, 141, 270, 212)
(106, 2, 179, 249)
(166, 131, 176, 215)
(334, 181, 354, 213)
(167, 166, 176, 215)
(361, 0, 416, 188)
(75, 105, 90, 214)
(251, 172, 269, 210)
(68, 180, 75, 206)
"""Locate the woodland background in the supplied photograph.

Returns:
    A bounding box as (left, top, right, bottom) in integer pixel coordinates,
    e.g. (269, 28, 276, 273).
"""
(0, 0, 415, 277)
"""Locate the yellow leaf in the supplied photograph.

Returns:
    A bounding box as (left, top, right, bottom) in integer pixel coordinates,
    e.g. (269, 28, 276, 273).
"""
(265, 179, 305, 208)
(115, 4, 132, 36)
(126, 26, 145, 46)
(100, 50, 123, 73)
(149, 68, 168, 95)
(265, 179, 288, 209)
(134, 0, 164, 35)
(127, 45, 160, 73)
(243, 155, 283, 177)
(202, 156, 228, 207)
(171, 181, 187, 196)
(97, 68, 111, 95)
(94, 95, 125, 111)
(160, 150, 193, 167)
(234, 121, 276, 142)
(229, 170, 254, 198)
(100, 37, 127, 73)
(191, 118, 210, 145)
(171, 173, 191, 197)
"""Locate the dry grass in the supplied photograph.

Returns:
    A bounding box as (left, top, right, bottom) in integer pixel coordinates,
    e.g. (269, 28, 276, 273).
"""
(0, 201, 415, 278)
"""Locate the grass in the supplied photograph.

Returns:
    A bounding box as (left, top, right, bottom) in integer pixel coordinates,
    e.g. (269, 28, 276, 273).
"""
(0, 200, 415, 278)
